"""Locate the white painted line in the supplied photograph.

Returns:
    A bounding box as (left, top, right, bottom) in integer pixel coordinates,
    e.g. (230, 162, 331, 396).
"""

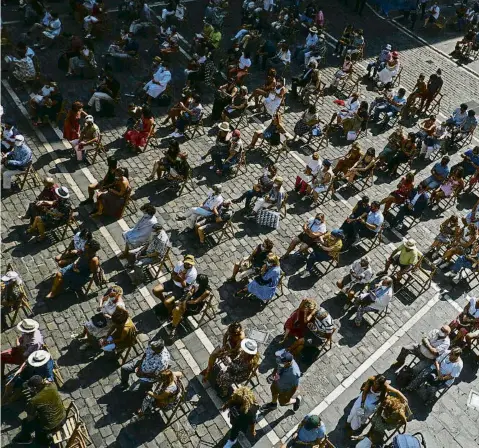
(275, 292, 458, 444)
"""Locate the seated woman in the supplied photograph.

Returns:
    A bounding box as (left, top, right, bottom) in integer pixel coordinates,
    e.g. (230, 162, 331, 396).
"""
(448, 295, 479, 346)
(73, 285, 126, 344)
(55, 228, 93, 267)
(249, 68, 277, 110)
(222, 86, 249, 122)
(161, 92, 193, 127)
(341, 100, 369, 137)
(335, 93, 360, 126)
(426, 215, 461, 259)
(291, 105, 321, 142)
(201, 322, 245, 381)
(46, 239, 101, 299)
(380, 171, 415, 215)
(124, 106, 155, 153)
(386, 132, 416, 177)
(306, 160, 333, 202)
(344, 147, 376, 184)
(212, 130, 244, 175)
(262, 78, 286, 117)
(347, 374, 407, 433)
(238, 254, 282, 303)
(333, 142, 362, 178)
(168, 94, 203, 139)
(376, 127, 405, 169)
(305, 229, 344, 273)
(299, 64, 322, 106)
(26, 186, 72, 242)
(211, 79, 238, 121)
(439, 222, 477, 265)
(146, 140, 181, 181)
(430, 167, 464, 206)
(295, 152, 321, 194)
(233, 165, 278, 210)
(165, 153, 190, 185)
(99, 308, 136, 354)
(137, 370, 183, 416)
(330, 55, 353, 89)
(216, 338, 260, 397)
(281, 298, 318, 343)
(247, 112, 286, 149)
(29, 81, 62, 126)
(167, 275, 212, 339)
(66, 42, 97, 77)
(91, 168, 131, 219)
(195, 201, 233, 243)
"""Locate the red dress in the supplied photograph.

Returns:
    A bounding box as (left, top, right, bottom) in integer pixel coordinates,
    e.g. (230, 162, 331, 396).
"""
(284, 309, 309, 339)
(63, 110, 81, 140)
(124, 118, 154, 148)
(391, 178, 413, 204)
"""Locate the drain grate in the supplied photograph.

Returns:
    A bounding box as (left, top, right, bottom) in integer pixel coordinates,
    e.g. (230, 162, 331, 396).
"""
(467, 390, 479, 410)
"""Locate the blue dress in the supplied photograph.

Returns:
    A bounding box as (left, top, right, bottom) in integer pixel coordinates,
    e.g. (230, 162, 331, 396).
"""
(247, 266, 281, 302)
(60, 255, 93, 291)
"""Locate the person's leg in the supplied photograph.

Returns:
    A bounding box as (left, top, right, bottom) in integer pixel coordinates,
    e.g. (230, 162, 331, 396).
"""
(306, 250, 331, 271)
(252, 198, 266, 213)
(152, 283, 165, 301)
(120, 359, 138, 387)
(394, 343, 420, 365)
(284, 237, 301, 257)
(46, 272, 63, 298)
(249, 130, 263, 148)
(2, 169, 17, 189)
(354, 305, 375, 326)
(171, 301, 187, 327)
(202, 346, 222, 378)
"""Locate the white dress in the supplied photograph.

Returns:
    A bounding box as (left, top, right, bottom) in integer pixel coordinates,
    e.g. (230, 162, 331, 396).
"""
(347, 387, 381, 431)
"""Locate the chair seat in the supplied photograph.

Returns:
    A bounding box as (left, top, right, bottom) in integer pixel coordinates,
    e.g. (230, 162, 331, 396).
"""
(51, 415, 77, 444)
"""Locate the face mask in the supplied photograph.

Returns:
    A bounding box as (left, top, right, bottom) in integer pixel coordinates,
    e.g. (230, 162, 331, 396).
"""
(14, 141, 23, 146)
(438, 330, 447, 338)
(381, 285, 388, 290)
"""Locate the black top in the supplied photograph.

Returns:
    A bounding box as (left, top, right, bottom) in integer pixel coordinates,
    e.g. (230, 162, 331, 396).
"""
(252, 244, 270, 268)
(229, 404, 259, 431)
(103, 167, 117, 187)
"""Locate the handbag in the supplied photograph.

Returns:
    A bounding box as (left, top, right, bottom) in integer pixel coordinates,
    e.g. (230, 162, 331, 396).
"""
(91, 313, 108, 328)
(256, 209, 280, 229)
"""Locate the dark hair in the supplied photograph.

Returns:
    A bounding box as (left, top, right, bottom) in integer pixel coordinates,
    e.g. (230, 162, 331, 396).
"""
(398, 88, 406, 96)
(468, 110, 476, 116)
(107, 156, 118, 169)
(140, 203, 156, 216)
(150, 338, 165, 352)
(111, 308, 129, 326)
(361, 195, 370, 203)
(117, 167, 129, 179)
(228, 321, 242, 333)
(442, 156, 450, 163)
(197, 274, 209, 289)
(374, 375, 387, 386)
(169, 140, 180, 152)
(142, 106, 153, 119)
(193, 94, 201, 103)
(51, 12, 59, 18)
(453, 166, 464, 178)
(79, 229, 93, 240)
(371, 201, 380, 208)
(87, 239, 101, 253)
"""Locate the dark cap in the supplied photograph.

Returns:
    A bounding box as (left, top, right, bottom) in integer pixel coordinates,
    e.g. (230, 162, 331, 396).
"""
(279, 351, 293, 363)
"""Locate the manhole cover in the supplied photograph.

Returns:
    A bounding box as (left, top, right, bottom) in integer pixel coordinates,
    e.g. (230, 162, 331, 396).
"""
(467, 390, 479, 410)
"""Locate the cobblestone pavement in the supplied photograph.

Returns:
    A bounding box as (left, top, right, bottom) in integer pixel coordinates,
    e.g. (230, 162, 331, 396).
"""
(1, 1, 479, 448)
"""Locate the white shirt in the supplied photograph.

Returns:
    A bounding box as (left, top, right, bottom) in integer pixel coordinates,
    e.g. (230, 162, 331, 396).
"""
(153, 67, 172, 85)
(431, 5, 440, 20)
(435, 351, 463, 386)
(239, 55, 252, 70)
(73, 232, 88, 252)
(350, 260, 373, 284)
(278, 49, 291, 64)
(368, 286, 393, 311)
(419, 329, 450, 360)
(173, 261, 198, 288)
(203, 193, 223, 211)
(366, 210, 384, 233)
(307, 158, 322, 176)
(307, 217, 326, 234)
(466, 295, 479, 318)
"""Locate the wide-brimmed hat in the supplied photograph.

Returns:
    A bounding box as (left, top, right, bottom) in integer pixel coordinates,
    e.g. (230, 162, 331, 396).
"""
(28, 350, 51, 367)
(404, 238, 416, 249)
(218, 122, 230, 132)
(55, 186, 70, 199)
(153, 56, 162, 64)
(1, 271, 20, 283)
(17, 318, 39, 334)
(184, 255, 195, 266)
(309, 26, 318, 34)
(241, 338, 258, 355)
(274, 176, 283, 185)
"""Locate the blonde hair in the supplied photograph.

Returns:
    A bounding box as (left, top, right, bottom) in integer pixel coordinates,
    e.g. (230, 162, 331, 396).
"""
(230, 386, 258, 413)
(299, 298, 317, 311)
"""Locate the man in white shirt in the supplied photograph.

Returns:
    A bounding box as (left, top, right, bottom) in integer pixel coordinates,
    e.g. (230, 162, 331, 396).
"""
(143, 63, 172, 99)
(337, 256, 374, 304)
(294, 26, 319, 63)
(406, 348, 463, 399)
(353, 276, 393, 326)
(393, 325, 451, 369)
(424, 3, 440, 27)
(178, 184, 224, 229)
(153, 254, 197, 302)
(283, 213, 327, 258)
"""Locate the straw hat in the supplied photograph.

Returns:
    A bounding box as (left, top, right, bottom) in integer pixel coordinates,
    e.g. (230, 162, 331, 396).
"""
(17, 319, 39, 334)
(28, 350, 51, 367)
(241, 338, 258, 355)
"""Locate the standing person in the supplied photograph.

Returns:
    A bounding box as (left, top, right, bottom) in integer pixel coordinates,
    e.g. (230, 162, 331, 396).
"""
(282, 414, 327, 447)
(221, 386, 259, 448)
(261, 351, 302, 412)
(63, 101, 87, 141)
(12, 376, 66, 445)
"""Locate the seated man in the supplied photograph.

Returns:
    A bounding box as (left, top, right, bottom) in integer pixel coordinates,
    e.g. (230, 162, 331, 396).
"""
(29, 11, 62, 49)
(423, 2, 441, 27)
(120, 203, 157, 259)
(340, 195, 370, 241)
(345, 200, 384, 248)
(366, 43, 392, 78)
(81, 156, 117, 205)
(177, 184, 223, 229)
(445, 103, 468, 129)
(371, 88, 407, 123)
(288, 307, 335, 357)
(291, 60, 318, 96)
(449, 110, 477, 146)
(120, 339, 170, 391)
(167, 94, 203, 139)
(1, 134, 33, 191)
(131, 224, 170, 284)
(247, 176, 285, 219)
(393, 324, 451, 370)
(19, 177, 58, 224)
(422, 156, 450, 190)
(167, 274, 212, 339)
(378, 239, 422, 281)
(69, 115, 100, 163)
(305, 229, 344, 273)
(106, 31, 139, 59)
(212, 130, 244, 176)
(228, 238, 274, 282)
(1, 271, 26, 328)
(405, 348, 463, 402)
(152, 254, 197, 304)
(267, 42, 291, 73)
(283, 414, 326, 448)
(1, 319, 43, 379)
(233, 164, 277, 210)
(195, 201, 233, 244)
(143, 62, 172, 103)
(390, 181, 430, 230)
(86, 72, 120, 115)
(453, 145, 479, 178)
(337, 256, 374, 303)
(353, 276, 394, 326)
(282, 213, 327, 258)
(448, 295, 479, 346)
(12, 376, 66, 445)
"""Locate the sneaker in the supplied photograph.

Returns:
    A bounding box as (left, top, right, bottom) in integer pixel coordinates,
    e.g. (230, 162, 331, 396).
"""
(293, 395, 302, 411)
(12, 434, 33, 445)
(261, 402, 278, 410)
(343, 302, 352, 311)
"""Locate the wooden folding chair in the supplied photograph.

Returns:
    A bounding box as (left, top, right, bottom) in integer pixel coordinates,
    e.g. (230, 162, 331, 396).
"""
(205, 219, 235, 245)
(2, 262, 33, 327)
(314, 177, 335, 206)
(57, 209, 80, 241)
(41, 343, 64, 389)
(89, 134, 107, 165)
(118, 188, 137, 218)
(17, 161, 42, 191)
(56, 99, 68, 124)
(160, 378, 188, 426)
(51, 403, 92, 448)
(83, 258, 107, 296)
(195, 292, 217, 326)
(151, 247, 175, 279)
(184, 113, 205, 139)
(142, 123, 158, 152)
(117, 323, 141, 365)
(233, 150, 247, 177)
(280, 192, 289, 218)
